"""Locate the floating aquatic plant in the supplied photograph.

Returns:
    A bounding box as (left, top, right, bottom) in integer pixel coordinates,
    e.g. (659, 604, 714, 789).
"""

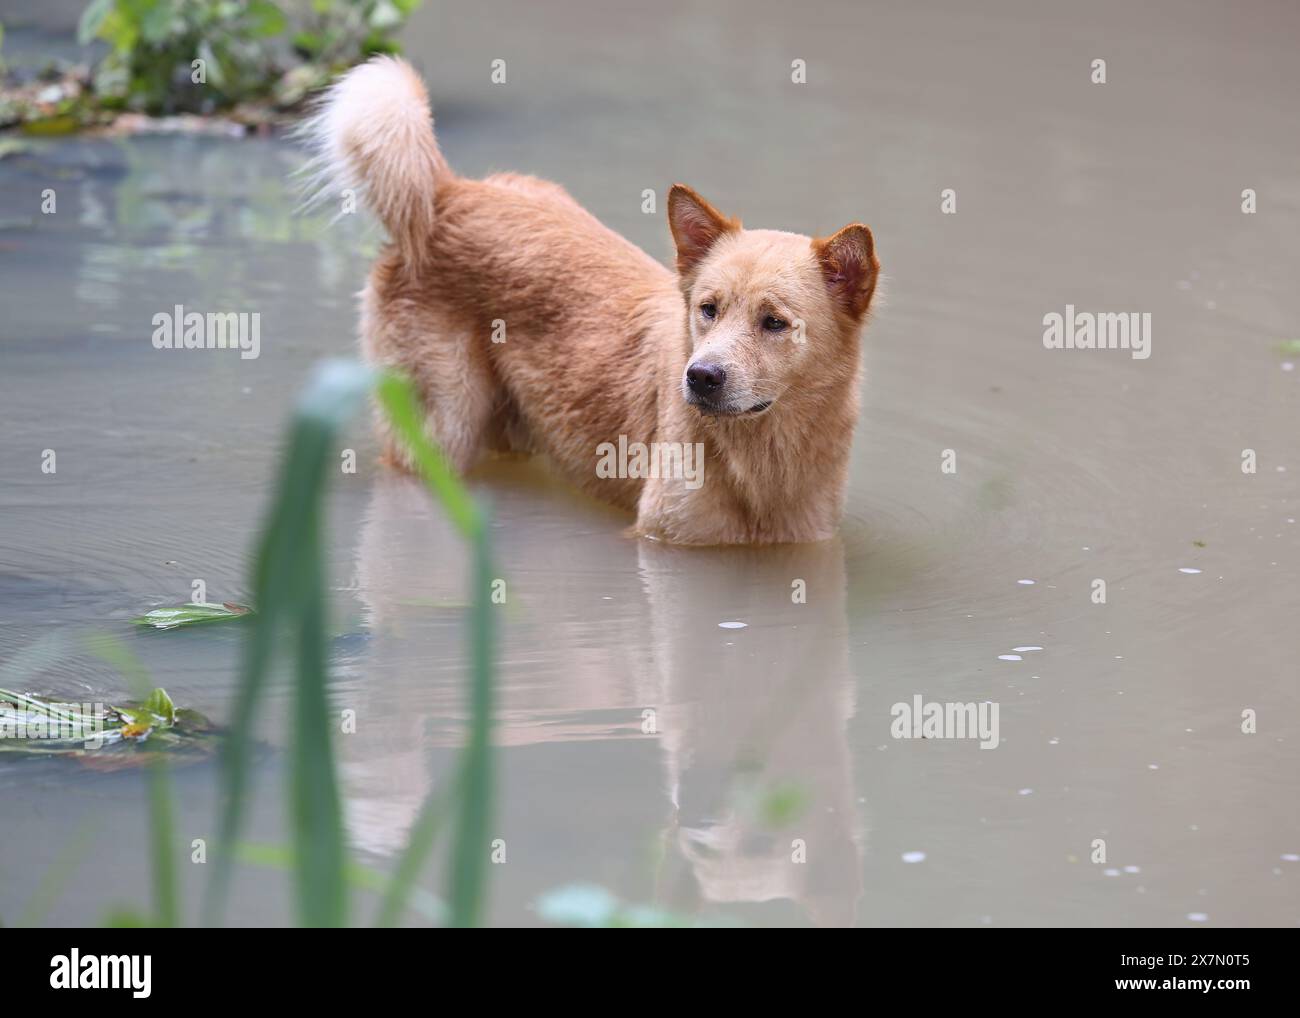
(0, 684, 216, 766)
(133, 601, 253, 630)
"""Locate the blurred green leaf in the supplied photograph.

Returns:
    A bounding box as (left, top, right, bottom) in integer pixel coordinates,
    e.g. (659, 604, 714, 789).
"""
(77, 0, 116, 46)
(375, 789, 447, 927)
(375, 373, 480, 540)
(292, 30, 323, 56)
(103, 908, 152, 927)
(203, 361, 495, 929)
(237, 842, 445, 923)
(368, 0, 403, 30)
(205, 360, 373, 929)
(81, 633, 180, 927)
(246, 0, 287, 38)
(138, 1, 176, 46)
(373, 371, 493, 927)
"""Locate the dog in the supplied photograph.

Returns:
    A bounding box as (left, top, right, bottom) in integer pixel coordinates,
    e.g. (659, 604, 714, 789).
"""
(304, 57, 880, 544)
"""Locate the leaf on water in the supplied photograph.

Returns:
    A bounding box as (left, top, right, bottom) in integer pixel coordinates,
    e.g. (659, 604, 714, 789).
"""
(140, 687, 176, 725)
(132, 602, 254, 630)
(0, 686, 216, 765)
(1277, 339, 1300, 355)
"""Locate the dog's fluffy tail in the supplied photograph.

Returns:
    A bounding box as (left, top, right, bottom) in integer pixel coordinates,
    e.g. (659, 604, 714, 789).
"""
(299, 56, 447, 268)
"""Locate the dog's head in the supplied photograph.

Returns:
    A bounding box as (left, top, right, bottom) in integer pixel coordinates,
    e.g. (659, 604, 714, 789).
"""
(668, 184, 878, 418)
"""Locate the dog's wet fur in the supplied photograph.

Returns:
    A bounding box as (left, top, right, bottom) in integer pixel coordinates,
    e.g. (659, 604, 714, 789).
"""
(303, 57, 879, 544)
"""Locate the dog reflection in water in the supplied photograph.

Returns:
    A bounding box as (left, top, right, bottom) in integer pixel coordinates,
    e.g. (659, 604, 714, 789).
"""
(342, 474, 863, 926)
(639, 539, 863, 926)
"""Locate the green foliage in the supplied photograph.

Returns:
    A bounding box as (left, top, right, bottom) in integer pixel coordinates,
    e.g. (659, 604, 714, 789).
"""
(76, 0, 422, 115)
(0, 682, 211, 760)
(133, 601, 253, 629)
(292, 0, 422, 66)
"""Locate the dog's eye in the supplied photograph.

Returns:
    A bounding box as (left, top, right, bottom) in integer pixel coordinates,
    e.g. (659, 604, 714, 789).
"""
(762, 315, 788, 332)
(700, 302, 717, 320)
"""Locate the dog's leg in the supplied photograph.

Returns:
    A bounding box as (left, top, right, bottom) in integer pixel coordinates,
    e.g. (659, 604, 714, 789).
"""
(363, 290, 496, 476)
(415, 327, 496, 475)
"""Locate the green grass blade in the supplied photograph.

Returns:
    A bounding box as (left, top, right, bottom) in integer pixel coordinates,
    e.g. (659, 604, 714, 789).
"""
(377, 369, 501, 925)
(204, 360, 374, 927)
(18, 823, 94, 927)
(290, 482, 347, 927)
(375, 788, 448, 927)
(374, 372, 481, 540)
(448, 523, 494, 927)
(202, 465, 294, 923)
(147, 760, 178, 927)
(203, 361, 495, 928)
(373, 371, 494, 927)
(238, 842, 446, 924)
(85, 634, 179, 928)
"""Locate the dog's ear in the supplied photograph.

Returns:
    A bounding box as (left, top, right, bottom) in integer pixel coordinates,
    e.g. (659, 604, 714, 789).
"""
(668, 184, 739, 277)
(811, 224, 879, 319)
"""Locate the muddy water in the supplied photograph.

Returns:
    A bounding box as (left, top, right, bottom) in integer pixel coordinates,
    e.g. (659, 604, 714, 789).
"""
(1, 0, 1297, 926)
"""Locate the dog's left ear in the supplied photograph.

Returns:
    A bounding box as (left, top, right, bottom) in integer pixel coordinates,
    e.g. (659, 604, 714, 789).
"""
(668, 184, 739, 278)
(812, 224, 879, 318)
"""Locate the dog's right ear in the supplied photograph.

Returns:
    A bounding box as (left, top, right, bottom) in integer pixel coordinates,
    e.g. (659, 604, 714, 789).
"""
(812, 223, 879, 320)
(668, 184, 739, 278)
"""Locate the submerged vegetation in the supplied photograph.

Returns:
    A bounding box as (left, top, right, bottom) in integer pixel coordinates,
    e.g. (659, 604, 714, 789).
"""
(0, 0, 423, 133)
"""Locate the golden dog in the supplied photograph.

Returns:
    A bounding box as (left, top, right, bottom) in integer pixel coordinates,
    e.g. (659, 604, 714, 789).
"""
(305, 57, 879, 544)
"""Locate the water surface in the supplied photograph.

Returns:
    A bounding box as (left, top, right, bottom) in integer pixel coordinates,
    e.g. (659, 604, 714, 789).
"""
(1, 0, 1297, 926)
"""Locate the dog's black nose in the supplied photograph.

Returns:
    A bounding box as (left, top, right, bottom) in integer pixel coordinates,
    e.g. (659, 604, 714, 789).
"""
(686, 362, 726, 393)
